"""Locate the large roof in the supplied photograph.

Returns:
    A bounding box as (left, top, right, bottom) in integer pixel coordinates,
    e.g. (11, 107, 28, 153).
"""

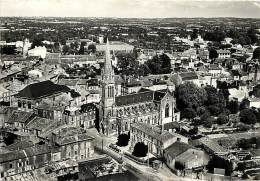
(131, 122, 176, 142)
(26, 116, 52, 131)
(57, 134, 93, 145)
(179, 72, 198, 81)
(0, 144, 52, 163)
(16, 80, 70, 100)
(115, 89, 168, 106)
(164, 141, 193, 158)
(6, 110, 35, 124)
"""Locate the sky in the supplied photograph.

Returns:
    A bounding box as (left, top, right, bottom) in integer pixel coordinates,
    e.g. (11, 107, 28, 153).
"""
(0, 0, 260, 18)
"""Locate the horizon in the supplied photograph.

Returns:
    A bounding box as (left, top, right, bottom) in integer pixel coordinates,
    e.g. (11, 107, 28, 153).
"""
(1, 16, 260, 19)
(1, 0, 260, 19)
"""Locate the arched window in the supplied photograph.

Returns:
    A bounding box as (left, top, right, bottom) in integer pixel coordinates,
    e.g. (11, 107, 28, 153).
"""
(108, 86, 114, 98)
(165, 103, 169, 118)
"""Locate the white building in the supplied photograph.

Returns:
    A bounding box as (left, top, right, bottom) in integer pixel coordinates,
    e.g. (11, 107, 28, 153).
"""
(28, 69, 43, 78)
(96, 41, 134, 54)
(217, 49, 231, 59)
(28, 46, 47, 59)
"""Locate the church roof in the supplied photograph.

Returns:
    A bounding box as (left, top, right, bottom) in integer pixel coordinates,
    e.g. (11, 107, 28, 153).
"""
(115, 91, 154, 106)
(115, 89, 168, 106)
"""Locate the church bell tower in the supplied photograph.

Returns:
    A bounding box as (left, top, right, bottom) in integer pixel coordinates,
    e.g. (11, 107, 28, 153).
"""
(99, 39, 115, 135)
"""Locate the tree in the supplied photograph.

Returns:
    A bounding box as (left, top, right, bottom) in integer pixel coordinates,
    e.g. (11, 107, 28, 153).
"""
(237, 162, 246, 171)
(228, 100, 239, 114)
(132, 142, 148, 157)
(204, 30, 226, 42)
(88, 44, 96, 53)
(160, 54, 172, 74)
(209, 48, 218, 60)
(203, 116, 214, 128)
(138, 64, 151, 76)
(190, 29, 198, 40)
(176, 82, 207, 111)
(79, 42, 86, 54)
(181, 108, 196, 120)
(116, 133, 130, 147)
(31, 37, 43, 48)
(217, 114, 229, 125)
(62, 45, 70, 55)
(240, 99, 250, 110)
(0, 45, 16, 55)
(116, 52, 139, 76)
(170, 74, 182, 87)
(252, 108, 260, 123)
(240, 109, 257, 125)
(204, 86, 219, 106)
(253, 47, 260, 60)
(247, 28, 258, 44)
(208, 105, 221, 116)
(3, 132, 18, 145)
(145, 54, 172, 75)
(237, 138, 252, 150)
(53, 42, 60, 52)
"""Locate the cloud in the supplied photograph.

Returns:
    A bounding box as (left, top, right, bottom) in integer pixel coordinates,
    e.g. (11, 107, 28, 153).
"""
(253, 1, 260, 8)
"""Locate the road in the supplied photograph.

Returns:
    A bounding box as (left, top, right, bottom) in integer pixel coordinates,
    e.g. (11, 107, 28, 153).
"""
(87, 128, 204, 181)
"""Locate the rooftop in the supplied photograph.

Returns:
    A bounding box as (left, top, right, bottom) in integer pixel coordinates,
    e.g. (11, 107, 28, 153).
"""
(198, 137, 228, 153)
(179, 72, 198, 81)
(0, 144, 52, 163)
(6, 110, 35, 124)
(217, 49, 230, 54)
(115, 89, 168, 106)
(26, 116, 52, 131)
(164, 141, 193, 158)
(16, 80, 70, 100)
(131, 122, 176, 142)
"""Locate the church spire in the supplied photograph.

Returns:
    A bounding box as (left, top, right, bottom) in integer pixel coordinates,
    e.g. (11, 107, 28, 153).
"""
(104, 38, 113, 75)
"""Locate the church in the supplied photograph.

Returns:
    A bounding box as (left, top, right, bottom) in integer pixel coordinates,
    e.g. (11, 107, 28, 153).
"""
(99, 39, 178, 135)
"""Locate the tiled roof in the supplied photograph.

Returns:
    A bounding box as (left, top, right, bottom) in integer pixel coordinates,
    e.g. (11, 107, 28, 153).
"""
(198, 137, 228, 153)
(179, 72, 198, 81)
(56, 134, 94, 145)
(0, 145, 52, 163)
(6, 110, 35, 124)
(163, 122, 180, 130)
(115, 91, 154, 106)
(115, 89, 167, 106)
(57, 79, 78, 87)
(164, 142, 193, 158)
(208, 64, 221, 70)
(176, 149, 205, 162)
(6, 140, 34, 151)
(36, 102, 64, 111)
(131, 122, 175, 142)
(26, 116, 52, 131)
(16, 80, 70, 100)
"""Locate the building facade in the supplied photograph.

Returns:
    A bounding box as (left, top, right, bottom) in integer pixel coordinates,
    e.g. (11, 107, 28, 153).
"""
(99, 40, 177, 135)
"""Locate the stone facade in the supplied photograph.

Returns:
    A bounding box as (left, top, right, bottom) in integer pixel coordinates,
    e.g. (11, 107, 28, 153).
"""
(99, 40, 177, 136)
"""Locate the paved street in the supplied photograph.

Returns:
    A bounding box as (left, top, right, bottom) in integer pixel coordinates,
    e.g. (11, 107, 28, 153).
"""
(87, 128, 203, 181)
